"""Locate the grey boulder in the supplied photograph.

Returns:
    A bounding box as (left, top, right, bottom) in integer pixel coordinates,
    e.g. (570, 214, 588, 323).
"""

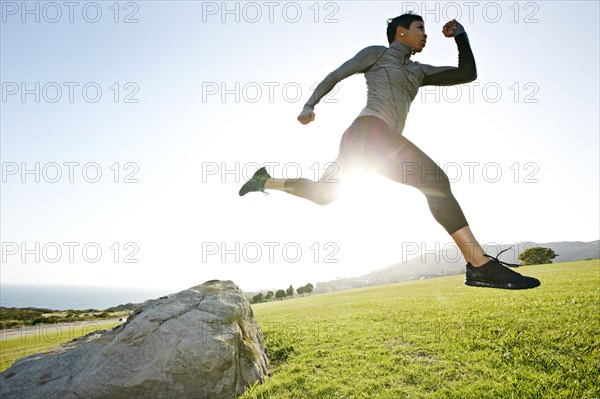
(0, 280, 268, 399)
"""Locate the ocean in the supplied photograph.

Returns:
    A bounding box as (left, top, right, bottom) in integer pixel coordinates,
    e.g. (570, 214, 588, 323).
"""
(0, 284, 174, 310)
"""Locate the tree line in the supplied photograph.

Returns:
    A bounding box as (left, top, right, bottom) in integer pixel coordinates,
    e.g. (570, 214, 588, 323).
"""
(251, 283, 314, 304)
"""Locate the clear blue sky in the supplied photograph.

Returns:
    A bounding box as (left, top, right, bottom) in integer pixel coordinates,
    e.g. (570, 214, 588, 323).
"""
(1, 1, 598, 292)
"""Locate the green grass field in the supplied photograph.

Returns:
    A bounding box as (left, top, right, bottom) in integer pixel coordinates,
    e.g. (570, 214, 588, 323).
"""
(241, 260, 599, 398)
(0, 320, 122, 371)
(1, 261, 598, 398)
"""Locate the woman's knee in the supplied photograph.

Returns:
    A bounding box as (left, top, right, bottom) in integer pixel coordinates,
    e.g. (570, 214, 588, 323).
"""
(313, 185, 339, 205)
(423, 166, 452, 192)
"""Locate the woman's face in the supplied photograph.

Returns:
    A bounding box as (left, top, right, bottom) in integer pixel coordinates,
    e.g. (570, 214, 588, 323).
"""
(398, 20, 428, 53)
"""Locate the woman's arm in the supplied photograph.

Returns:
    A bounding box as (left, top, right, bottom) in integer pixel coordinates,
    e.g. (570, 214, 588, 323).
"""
(298, 45, 386, 124)
(422, 23, 477, 86)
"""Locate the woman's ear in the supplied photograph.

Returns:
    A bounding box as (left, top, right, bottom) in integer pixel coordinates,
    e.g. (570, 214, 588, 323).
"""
(396, 26, 406, 40)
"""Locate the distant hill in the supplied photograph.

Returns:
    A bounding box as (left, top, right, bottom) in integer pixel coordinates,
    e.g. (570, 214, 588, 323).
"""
(313, 240, 599, 294)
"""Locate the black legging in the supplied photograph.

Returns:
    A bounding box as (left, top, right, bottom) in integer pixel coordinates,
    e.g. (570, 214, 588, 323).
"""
(284, 116, 469, 235)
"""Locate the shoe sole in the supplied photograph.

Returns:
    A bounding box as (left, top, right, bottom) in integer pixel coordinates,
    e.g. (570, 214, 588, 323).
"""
(464, 278, 541, 290)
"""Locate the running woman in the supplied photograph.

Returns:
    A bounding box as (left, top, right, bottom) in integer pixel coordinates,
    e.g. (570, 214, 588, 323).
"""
(239, 13, 540, 290)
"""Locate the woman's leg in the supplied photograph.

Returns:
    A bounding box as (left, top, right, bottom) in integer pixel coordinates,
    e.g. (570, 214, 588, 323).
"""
(361, 118, 539, 287)
(357, 120, 467, 235)
(350, 117, 489, 263)
(264, 159, 347, 205)
(256, 120, 361, 204)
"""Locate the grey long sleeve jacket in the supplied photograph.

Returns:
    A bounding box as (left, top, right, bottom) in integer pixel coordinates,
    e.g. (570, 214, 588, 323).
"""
(301, 32, 477, 133)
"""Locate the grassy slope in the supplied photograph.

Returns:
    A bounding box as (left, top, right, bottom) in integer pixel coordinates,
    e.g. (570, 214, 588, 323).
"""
(242, 260, 600, 398)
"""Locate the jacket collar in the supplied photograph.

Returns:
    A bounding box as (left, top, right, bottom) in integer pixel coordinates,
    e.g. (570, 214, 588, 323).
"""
(389, 41, 414, 63)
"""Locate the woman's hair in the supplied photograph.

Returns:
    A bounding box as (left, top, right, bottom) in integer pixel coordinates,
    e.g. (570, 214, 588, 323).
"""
(386, 12, 424, 44)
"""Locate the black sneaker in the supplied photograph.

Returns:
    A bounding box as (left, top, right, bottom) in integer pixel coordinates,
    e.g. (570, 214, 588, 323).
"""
(464, 250, 541, 290)
(239, 166, 271, 196)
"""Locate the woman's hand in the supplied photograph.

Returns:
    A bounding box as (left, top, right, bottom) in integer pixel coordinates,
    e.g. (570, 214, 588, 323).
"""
(297, 111, 315, 125)
(442, 19, 464, 37)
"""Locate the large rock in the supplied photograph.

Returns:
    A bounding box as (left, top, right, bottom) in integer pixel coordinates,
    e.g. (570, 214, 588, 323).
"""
(0, 280, 269, 399)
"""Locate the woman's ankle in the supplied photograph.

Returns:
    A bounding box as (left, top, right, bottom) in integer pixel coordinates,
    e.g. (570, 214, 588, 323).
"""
(469, 255, 490, 267)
